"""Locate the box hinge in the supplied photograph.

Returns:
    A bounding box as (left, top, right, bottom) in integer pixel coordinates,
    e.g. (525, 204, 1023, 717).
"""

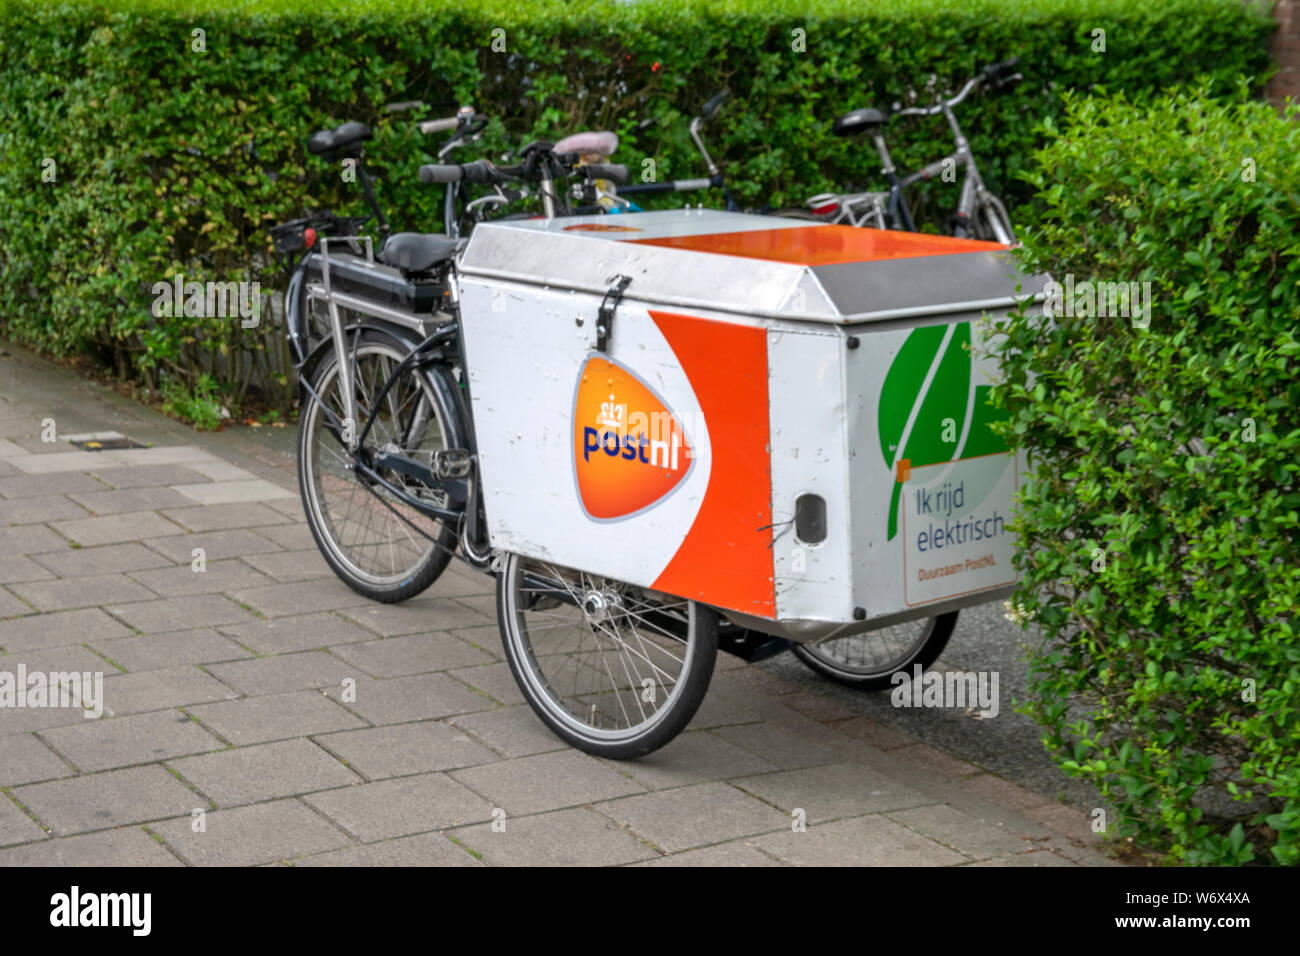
(595, 274, 633, 353)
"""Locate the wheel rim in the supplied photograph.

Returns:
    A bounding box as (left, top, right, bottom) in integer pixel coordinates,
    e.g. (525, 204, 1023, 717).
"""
(501, 555, 699, 743)
(301, 341, 452, 586)
(798, 617, 940, 680)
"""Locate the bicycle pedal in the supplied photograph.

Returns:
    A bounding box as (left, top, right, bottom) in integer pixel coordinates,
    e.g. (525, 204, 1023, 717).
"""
(431, 448, 472, 479)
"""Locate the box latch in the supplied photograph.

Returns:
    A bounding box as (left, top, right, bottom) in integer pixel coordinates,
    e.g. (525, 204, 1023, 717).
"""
(595, 274, 633, 353)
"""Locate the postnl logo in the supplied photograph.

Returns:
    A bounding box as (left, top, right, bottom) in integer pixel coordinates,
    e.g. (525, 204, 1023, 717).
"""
(573, 355, 693, 520)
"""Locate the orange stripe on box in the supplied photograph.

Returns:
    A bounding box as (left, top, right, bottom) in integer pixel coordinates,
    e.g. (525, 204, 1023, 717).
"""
(649, 310, 775, 619)
(631, 224, 1006, 266)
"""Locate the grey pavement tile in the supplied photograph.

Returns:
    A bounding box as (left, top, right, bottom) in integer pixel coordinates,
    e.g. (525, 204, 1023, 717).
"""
(159, 502, 293, 533)
(599, 730, 777, 791)
(451, 750, 645, 817)
(2, 644, 115, 675)
(0, 495, 92, 524)
(188, 690, 366, 746)
(215, 611, 379, 654)
(775, 689, 865, 724)
(185, 461, 259, 482)
(315, 721, 498, 779)
(99, 665, 240, 718)
(304, 772, 493, 842)
(0, 588, 31, 618)
(446, 662, 524, 705)
(754, 815, 968, 866)
(0, 733, 75, 786)
(0, 524, 70, 555)
(711, 722, 838, 771)
(9, 573, 158, 613)
(0, 695, 99, 736)
(593, 782, 791, 854)
(891, 742, 983, 778)
(50, 511, 186, 547)
(167, 738, 362, 807)
(682, 683, 764, 730)
(712, 664, 802, 697)
(449, 706, 569, 759)
(888, 803, 1035, 860)
(731, 763, 931, 824)
(32, 542, 175, 577)
(67, 487, 194, 515)
(957, 772, 1055, 812)
(0, 794, 51, 848)
(263, 497, 308, 518)
(106, 593, 258, 633)
(0, 556, 55, 584)
(339, 596, 493, 637)
(40, 709, 225, 772)
(127, 559, 274, 598)
(86, 464, 212, 489)
(632, 841, 785, 867)
(832, 715, 921, 751)
(7, 451, 106, 473)
(90, 628, 252, 672)
(171, 479, 294, 506)
(428, 567, 496, 598)
(13, 765, 200, 836)
(0, 608, 131, 653)
(153, 798, 351, 866)
(294, 831, 482, 867)
(0, 826, 182, 866)
(323, 673, 495, 725)
(329, 632, 496, 679)
(451, 807, 658, 866)
(239, 548, 333, 583)
(144, 528, 283, 563)
(0, 472, 106, 499)
(250, 522, 317, 550)
(98, 445, 220, 467)
(230, 580, 374, 618)
(205, 651, 357, 697)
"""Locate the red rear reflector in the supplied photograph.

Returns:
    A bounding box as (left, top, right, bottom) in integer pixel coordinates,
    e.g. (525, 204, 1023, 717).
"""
(303, 227, 317, 248)
(811, 203, 838, 216)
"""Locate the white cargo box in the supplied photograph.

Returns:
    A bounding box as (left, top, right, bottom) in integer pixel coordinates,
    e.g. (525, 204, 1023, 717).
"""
(456, 210, 1047, 641)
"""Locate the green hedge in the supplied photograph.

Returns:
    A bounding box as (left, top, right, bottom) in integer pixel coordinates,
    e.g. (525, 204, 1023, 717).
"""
(994, 85, 1300, 865)
(0, 0, 1276, 414)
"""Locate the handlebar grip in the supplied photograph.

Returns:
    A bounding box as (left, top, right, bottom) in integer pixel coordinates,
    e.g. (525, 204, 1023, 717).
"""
(700, 89, 729, 121)
(418, 116, 459, 134)
(581, 163, 629, 185)
(419, 160, 500, 184)
(419, 164, 463, 184)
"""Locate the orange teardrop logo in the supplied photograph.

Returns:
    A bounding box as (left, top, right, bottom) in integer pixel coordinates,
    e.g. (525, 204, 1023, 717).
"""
(573, 355, 693, 520)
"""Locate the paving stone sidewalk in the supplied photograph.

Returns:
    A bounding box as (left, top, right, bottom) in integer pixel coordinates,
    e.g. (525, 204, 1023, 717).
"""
(0, 343, 1118, 866)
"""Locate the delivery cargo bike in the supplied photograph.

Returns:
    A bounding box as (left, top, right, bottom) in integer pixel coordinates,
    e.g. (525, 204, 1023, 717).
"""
(278, 171, 1045, 757)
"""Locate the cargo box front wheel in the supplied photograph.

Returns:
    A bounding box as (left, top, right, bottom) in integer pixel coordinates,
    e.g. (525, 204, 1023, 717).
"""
(496, 553, 719, 760)
(792, 612, 958, 690)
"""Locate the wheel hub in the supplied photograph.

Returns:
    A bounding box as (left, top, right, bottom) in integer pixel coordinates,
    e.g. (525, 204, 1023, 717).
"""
(581, 587, 622, 624)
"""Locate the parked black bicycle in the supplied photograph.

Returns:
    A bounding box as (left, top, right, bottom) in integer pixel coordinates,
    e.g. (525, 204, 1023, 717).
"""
(775, 58, 1023, 241)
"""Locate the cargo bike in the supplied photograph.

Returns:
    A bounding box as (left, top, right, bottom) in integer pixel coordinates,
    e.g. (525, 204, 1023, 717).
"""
(272, 122, 1045, 759)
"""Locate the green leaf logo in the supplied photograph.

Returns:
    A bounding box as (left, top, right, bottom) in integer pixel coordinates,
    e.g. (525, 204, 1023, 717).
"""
(878, 321, 1010, 541)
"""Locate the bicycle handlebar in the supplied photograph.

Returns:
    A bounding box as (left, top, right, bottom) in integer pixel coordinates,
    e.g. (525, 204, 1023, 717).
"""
(893, 58, 1023, 117)
(419, 159, 502, 185)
